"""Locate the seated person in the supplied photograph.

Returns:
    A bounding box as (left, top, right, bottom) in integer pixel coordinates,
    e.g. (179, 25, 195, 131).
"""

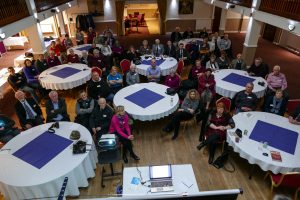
(139, 40, 151, 55)
(263, 89, 287, 116)
(100, 41, 113, 68)
(88, 49, 107, 76)
(217, 34, 232, 59)
(63, 34, 73, 49)
(0, 114, 20, 143)
(111, 40, 125, 62)
(235, 82, 258, 113)
(248, 57, 269, 78)
(231, 53, 246, 70)
(45, 91, 70, 122)
(206, 54, 219, 71)
(14, 90, 44, 130)
(146, 58, 161, 82)
(74, 90, 94, 129)
(109, 105, 140, 163)
(47, 50, 61, 67)
(89, 98, 113, 141)
(88, 43, 101, 55)
(197, 102, 235, 164)
(125, 45, 141, 62)
(198, 68, 216, 110)
(80, 50, 89, 65)
(175, 43, 190, 63)
(183, 27, 194, 39)
(7, 67, 40, 104)
(164, 40, 176, 58)
(107, 66, 123, 94)
(67, 49, 80, 63)
(162, 89, 200, 140)
(199, 37, 210, 56)
(216, 52, 229, 69)
(86, 69, 114, 102)
(126, 64, 140, 85)
(152, 39, 164, 57)
(188, 59, 205, 88)
(199, 27, 209, 38)
(35, 54, 49, 73)
(164, 69, 180, 90)
(93, 32, 105, 45)
(289, 104, 300, 125)
(266, 65, 288, 97)
(170, 27, 182, 46)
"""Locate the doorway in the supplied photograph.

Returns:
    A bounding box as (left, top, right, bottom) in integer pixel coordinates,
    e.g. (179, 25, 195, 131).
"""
(262, 23, 277, 42)
(124, 3, 160, 35)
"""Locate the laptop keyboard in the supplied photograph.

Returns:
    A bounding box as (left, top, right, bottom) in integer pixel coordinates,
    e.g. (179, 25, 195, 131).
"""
(151, 180, 173, 187)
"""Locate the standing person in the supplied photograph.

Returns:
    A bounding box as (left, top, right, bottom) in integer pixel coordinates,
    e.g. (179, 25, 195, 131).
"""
(162, 89, 200, 140)
(196, 102, 235, 164)
(198, 68, 216, 110)
(170, 27, 182, 47)
(76, 28, 85, 45)
(87, 27, 96, 44)
(74, 90, 94, 129)
(109, 105, 140, 163)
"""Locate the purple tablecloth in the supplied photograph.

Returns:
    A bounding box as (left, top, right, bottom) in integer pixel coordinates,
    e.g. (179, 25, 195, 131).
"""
(222, 73, 255, 87)
(13, 131, 73, 169)
(50, 67, 81, 79)
(141, 59, 165, 66)
(76, 45, 92, 52)
(249, 120, 298, 155)
(125, 88, 165, 108)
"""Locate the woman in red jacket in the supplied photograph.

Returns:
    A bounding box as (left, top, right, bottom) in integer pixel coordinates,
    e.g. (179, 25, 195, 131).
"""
(109, 106, 140, 163)
(198, 68, 216, 110)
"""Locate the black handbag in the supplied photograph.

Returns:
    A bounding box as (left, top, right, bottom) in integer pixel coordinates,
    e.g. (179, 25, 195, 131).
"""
(213, 151, 229, 169)
(73, 140, 87, 154)
(166, 88, 177, 95)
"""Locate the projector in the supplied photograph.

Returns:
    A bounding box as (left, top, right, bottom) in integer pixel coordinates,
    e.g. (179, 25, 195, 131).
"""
(98, 134, 117, 150)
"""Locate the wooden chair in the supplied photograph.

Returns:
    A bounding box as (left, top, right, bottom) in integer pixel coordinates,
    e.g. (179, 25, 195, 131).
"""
(177, 60, 184, 75)
(120, 59, 131, 75)
(287, 99, 300, 115)
(265, 172, 300, 200)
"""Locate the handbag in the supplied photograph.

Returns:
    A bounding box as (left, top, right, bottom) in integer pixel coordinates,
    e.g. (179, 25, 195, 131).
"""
(213, 151, 229, 169)
(166, 88, 177, 95)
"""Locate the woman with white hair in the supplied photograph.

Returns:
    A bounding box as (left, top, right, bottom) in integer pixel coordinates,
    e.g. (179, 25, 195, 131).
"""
(126, 64, 140, 85)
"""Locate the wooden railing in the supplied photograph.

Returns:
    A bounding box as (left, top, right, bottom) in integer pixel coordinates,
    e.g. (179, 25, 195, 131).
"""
(259, 0, 300, 21)
(0, 0, 30, 27)
(34, 0, 71, 13)
(218, 0, 252, 8)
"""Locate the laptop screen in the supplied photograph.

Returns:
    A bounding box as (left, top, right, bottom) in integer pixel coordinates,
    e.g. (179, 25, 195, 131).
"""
(149, 164, 172, 179)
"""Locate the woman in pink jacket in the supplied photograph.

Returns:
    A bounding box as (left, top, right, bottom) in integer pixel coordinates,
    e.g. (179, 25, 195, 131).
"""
(109, 105, 140, 163)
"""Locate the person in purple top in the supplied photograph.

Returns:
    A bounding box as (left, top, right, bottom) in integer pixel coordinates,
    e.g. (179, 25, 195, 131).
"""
(164, 69, 180, 90)
(47, 50, 61, 67)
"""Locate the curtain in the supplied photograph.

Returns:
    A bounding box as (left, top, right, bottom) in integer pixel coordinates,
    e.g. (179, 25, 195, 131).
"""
(115, 0, 125, 36)
(157, 0, 167, 35)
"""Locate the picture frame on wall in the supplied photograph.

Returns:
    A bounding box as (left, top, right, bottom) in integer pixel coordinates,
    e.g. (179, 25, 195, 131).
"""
(179, 0, 194, 14)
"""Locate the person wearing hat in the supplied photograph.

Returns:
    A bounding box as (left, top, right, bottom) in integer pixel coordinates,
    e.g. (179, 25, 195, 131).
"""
(198, 68, 216, 110)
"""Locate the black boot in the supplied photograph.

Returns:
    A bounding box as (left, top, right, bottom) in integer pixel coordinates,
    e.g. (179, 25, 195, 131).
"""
(196, 142, 206, 151)
(208, 154, 214, 164)
(123, 154, 128, 163)
(130, 152, 140, 161)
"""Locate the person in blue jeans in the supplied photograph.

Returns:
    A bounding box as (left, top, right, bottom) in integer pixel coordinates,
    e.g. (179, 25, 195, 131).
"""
(107, 66, 123, 94)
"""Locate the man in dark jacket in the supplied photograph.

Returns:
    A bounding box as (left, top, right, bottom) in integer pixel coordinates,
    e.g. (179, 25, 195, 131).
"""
(248, 57, 269, 78)
(45, 91, 70, 122)
(235, 82, 258, 113)
(14, 90, 44, 130)
(0, 114, 20, 143)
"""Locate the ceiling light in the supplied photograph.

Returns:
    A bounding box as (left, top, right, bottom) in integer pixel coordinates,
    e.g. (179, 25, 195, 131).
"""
(0, 33, 6, 39)
(67, 3, 71, 8)
(288, 24, 295, 31)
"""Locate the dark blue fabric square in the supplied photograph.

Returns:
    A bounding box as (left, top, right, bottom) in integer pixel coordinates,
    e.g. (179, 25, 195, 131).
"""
(50, 67, 81, 79)
(222, 73, 256, 87)
(76, 45, 92, 52)
(141, 59, 165, 66)
(124, 88, 165, 108)
(13, 131, 73, 169)
(249, 120, 298, 155)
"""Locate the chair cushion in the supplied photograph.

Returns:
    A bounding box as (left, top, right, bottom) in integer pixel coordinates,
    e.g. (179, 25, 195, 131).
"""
(272, 173, 300, 188)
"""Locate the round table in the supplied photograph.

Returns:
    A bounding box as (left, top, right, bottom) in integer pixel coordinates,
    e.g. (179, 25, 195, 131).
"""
(39, 64, 91, 90)
(214, 69, 267, 99)
(135, 56, 178, 76)
(113, 83, 179, 121)
(0, 122, 97, 200)
(179, 38, 215, 52)
(69, 44, 102, 57)
(228, 112, 300, 174)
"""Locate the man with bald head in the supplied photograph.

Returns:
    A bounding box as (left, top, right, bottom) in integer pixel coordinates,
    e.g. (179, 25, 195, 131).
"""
(89, 98, 113, 140)
(14, 90, 43, 129)
(266, 65, 288, 97)
(45, 91, 70, 122)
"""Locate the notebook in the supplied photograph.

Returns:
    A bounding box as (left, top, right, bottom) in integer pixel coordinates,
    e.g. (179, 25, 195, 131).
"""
(149, 164, 174, 193)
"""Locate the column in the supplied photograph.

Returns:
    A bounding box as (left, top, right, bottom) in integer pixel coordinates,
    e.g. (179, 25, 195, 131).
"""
(56, 12, 66, 36)
(219, 8, 227, 35)
(24, 23, 47, 56)
(242, 18, 262, 65)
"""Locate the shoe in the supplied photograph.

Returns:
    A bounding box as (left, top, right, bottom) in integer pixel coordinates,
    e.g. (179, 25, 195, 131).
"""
(171, 134, 178, 140)
(123, 155, 128, 163)
(130, 153, 140, 161)
(208, 155, 214, 164)
(196, 142, 205, 151)
(162, 127, 171, 133)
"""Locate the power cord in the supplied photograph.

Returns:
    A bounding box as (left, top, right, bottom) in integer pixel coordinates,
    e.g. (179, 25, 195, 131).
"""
(136, 164, 146, 185)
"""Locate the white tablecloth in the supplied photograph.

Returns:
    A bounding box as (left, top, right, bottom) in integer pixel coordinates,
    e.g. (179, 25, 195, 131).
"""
(14, 55, 33, 67)
(113, 83, 179, 121)
(136, 56, 178, 76)
(69, 44, 102, 57)
(228, 112, 300, 174)
(214, 69, 267, 99)
(0, 122, 98, 200)
(179, 38, 215, 52)
(123, 164, 199, 196)
(3, 37, 28, 47)
(39, 64, 91, 90)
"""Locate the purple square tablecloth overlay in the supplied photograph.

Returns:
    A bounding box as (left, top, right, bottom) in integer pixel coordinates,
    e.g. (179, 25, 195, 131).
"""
(76, 45, 92, 52)
(13, 131, 73, 169)
(125, 88, 165, 108)
(222, 73, 256, 87)
(50, 67, 81, 79)
(249, 120, 298, 155)
(141, 59, 165, 66)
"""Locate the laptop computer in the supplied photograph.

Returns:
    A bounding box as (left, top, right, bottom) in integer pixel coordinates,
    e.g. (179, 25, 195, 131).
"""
(149, 164, 174, 193)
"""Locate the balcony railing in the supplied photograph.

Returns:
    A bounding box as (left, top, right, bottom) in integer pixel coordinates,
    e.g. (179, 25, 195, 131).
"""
(259, 0, 300, 21)
(34, 0, 71, 13)
(218, 0, 253, 8)
(0, 0, 30, 27)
